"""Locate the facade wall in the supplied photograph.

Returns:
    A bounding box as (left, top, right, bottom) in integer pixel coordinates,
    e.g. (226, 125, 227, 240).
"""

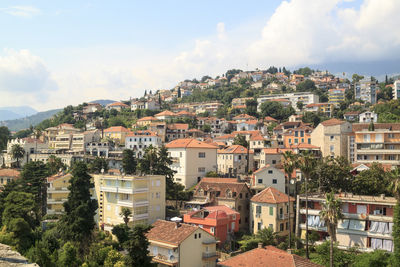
(180, 229, 216, 267)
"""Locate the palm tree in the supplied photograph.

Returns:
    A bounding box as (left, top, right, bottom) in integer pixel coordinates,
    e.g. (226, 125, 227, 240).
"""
(282, 151, 298, 249)
(11, 144, 25, 168)
(120, 207, 132, 226)
(297, 150, 317, 259)
(319, 192, 343, 267)
(389, 168, 400, 201)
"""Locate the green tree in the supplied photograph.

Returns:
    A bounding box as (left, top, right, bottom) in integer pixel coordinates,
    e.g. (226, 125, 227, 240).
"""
(120, 207, 132, 226)
(245, 99, 258, 117)
(88, 157, 109, 174)
(205, 171, 218, 177)
(201, 124, 211, 133)
(352, 163, 390, 196)
(59, 162, 98, 249)
(11, 144, 25, 168)
(46, 155, 66, 175)
(5, 218, 34, 253)
(319, 192, 343, 267)
(296, 101, 304, 111)
(302, 112, 323, 127)
(26, 240, 56, 267)
(312, 241, 354, 267)
(122, 149, 137, 175)
(389, 167, 400, 266)
(2, 191, 37, 229)
(298, 150, 317, 259)
(112, 224, 130, 246)
(0, 126, 10, 151)
(177, 87, 181, 98)
(58, 242, 81, 267)
(296, 80, 316, 92)
(238, 228, 276, 252)
(352, 74, 364, 83)
(259, 101, 295, 121)
(125, 224, 154, 267)
(353, 250, 391, 267)
(104, 249, 125, 267)
(233, 134, 248, 147)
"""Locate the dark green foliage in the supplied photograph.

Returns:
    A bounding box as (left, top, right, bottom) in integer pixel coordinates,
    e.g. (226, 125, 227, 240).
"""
(46, 155, 66, 175)
(296, 80, 316, 92)
(259, 101, 295, 121)
(205, 171, 219, 177)
(311, 241, 354, 267)
(26, 240, 57, 267)
(373, 99, 400, 123)
(88, 157, 109, 174)
(233, 134, 248, 147)
(112, 224, 130, 246)
(122, 149, 137, 174)
(59, 162, 98, 245)
(245, 99, 258, 117)
(302, 112, 325, 127)
(6, 218, 34, 252)
(58, 242, 81, 267)
(0, 126, 10, 151)
(125, 224, 154, 267)
(352, 163, 391, 196)
(294, 67, 313, 77)
(2, 191, 37, 229)
(393, 203, 400, 267)
(14, 128, 33, 139)
(238, 228, 276, 252)
(353, 250, 392, 267)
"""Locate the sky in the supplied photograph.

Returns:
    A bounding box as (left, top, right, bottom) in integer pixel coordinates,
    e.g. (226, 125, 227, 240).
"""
(0, 0, 399, 111)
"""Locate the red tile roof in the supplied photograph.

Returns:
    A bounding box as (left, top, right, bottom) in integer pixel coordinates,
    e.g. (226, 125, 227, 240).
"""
(108, 102, 129, 107)
(47, 172, 71, 182)
(137, 116, 158, 122)
(218, 145, 251, 154)
(0, 169, 20, 178)
(195, 178, 250, 198)
(320, 118, 346, 126)
(264, 116, 278, 122)
(104, 126, 130, 133)
(218, 246, 322, 267)
(155, 110, 176, 117)
(251, 187, 294, 204)
(233, 114, 256, 120)
(205, 205, 240, 216)
(165, 138, 218, 149)
(146, 220, 201, 246)
(167, 123, 189, 130)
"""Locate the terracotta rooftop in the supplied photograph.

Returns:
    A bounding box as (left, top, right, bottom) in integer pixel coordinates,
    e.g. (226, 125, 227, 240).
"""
(47, 172, 71, 182)
(218, 145, 251, 154)
(0, 169, 20, 177)
(167, 123, 189, 130)
(104, 126, 130, 133)
(146, 220, 200, 246)
(264, 116, 278, 122)
(165, 138, 218, 149)
(137, 116, 158, 122)
(320, 118, 346, 126)
(251, 187, 294, 204)
(218, 245, 322, 267)
(205, 205, 240, 216)
(195, 177, 250, 198)
(352, 123, 400, 132)
(155, 110, 176, 117)
(108, 102, 129, 107)
(233, 114, 256, 120)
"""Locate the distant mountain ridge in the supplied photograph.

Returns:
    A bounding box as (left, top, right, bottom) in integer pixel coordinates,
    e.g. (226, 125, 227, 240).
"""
(0, 106, 37, 121)
(89, 99, 116, 106)
(0, 109, 61, 132)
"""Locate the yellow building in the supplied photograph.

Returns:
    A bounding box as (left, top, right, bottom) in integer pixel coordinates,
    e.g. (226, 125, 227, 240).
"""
(103, 126, 131, 145)
(217, 145, 254, 178)
(250, 187, 294, 236)
(47, 172, 72, 215)
(0, 169, 20, 189)
(146, 220, 217, 267)
(93, 173, 165, 232)
(134, 116, 159, 128)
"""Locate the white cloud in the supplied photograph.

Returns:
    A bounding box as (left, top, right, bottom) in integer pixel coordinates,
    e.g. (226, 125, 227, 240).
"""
(0, 6, 41, 18)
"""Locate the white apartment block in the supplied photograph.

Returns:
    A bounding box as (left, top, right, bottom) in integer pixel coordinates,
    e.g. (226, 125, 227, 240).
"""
(354, 78, 377, 104)
(125, 131, 162, 158)
(257, 92, 319, 111)
(393, 80, 400, 99)
(166, 139, 218, 188)
(93, 174, 165, 232)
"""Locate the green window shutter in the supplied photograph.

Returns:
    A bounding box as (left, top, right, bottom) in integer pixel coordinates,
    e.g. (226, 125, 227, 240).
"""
(269, 207, 273, 216)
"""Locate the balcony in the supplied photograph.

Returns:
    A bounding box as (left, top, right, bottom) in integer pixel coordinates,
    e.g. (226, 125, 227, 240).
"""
(151, 253, 178, 266)
(277, 214, 293, 220)
(133, 187, 149, 193)
(134, 200, 149, 207)
(100, 186, 117, 193)
(133, 213, 149, 220)
(202, 251, 218, 259)
(299, 208, 321, 216)
(299, 223, 327, 232)
(117, 199, 133, 207)
(47, 187, 69, 193)
(47, 198, 67, 204)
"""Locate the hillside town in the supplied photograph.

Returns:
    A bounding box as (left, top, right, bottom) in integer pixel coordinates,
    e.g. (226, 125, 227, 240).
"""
(1, 67, 400, 266)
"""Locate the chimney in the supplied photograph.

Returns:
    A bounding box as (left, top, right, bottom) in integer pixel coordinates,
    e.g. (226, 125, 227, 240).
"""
(380, 194, 385, 199)
(258, 242, 263, 249)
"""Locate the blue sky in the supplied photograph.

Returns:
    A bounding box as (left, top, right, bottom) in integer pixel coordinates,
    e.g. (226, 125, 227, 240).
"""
(0, 0, 399, 111)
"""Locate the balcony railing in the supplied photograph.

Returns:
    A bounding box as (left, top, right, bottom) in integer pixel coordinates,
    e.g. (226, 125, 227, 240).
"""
(202, 252, 217, 259)
(47, 198, 68, 204)
(151, 253, 178, 265)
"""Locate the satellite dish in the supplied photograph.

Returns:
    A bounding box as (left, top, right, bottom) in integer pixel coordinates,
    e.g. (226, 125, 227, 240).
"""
(171, 217, 182, 223)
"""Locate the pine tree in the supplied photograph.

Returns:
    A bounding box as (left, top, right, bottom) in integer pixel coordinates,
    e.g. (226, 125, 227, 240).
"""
(59, 162, 98, 246)
(122, 149, 137, 174)
(177, 87, 182, 98)
(125, 224, 154, 267)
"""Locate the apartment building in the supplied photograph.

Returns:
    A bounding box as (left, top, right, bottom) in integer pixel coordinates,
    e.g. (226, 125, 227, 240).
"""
(328, 88, 345, 106)
(146, 220, 217, 267)
(4, 138, 48, 167)
(359, 111, 378, 123)
(250, 165, 285, 194)
(354, 78, 377, 104)
(305, 103, 334, 117)
(166, 123, 189, 141)
(166, 139, 218, 188)
(70, 130, 101, 153)
(134, 116, 159, 128)
(282, 125, 313, 148)
(296, 193, 395, 252)
(250, 187, 294, 235)
(232, 97, 253, 109)
(257, 92, 319, 111)
(93, 174, 165, 231)
(155, 110, 177, 120)
(348, 123, 400, 167)
(45, 123, 81, 147)
(311, 119, 352, 158)
(217, 145, 254, 178)
(0, 169, 20, 189)
(197, 117, 229, 137)
(105, 102, 129, 111)
(190, 178, 252, 231)
(131, 99, 160, 111)
(394, 80, 400, 99)
(103, 126, 131, 145)
(125, 130, 162, 158)
(183, 205, 240, 245)
(46, 173, 71, 215)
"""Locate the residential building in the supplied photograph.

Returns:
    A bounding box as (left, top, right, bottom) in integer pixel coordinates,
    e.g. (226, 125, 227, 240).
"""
(328, 88, 345, 106)
(311, 118, 352, 158)
(354, 78, 377, 104)
(251, 165, 285, 194)
(189, 178, 252, 231)
(393, 80, 400, 99)
(146, 220, 217, 267)
(83, 103, 102, 114)
(106, 102, 130, 111)
(259, 148, 290, 168)
(236, 120, 259, 131)
(166, 139, 218, 188)
(282, 125, 313, 148)
(217, 145, 254, 178)
(218, 245, 321, 267)
(0, 169, 20, 189)
(232, 114, 256, 123)
(85, 141, 111, 157)
(197, 117, 228, 137)
(257, 92, 319, 111)
(348, 123, 400, 167)
(4, 138, 48, 167)
(46, 172, 72, 215)
(304, 103, 334, 117)
(296, 193, 395, 252)
(166, 123, 189, 141)
(344, 111, 360, 122)
(148, 121, 167, 142)
(250, 187, 294, 235)
(183, 205, 240, 245)
(125, 130, 162, 158)
(45, 123, 81, 148)
(103, 126, 131, 145)
(155, 110, 177, 120)
(134, 116, 159, 128)
(232, 97, 253, 109)
(131, 100, 160, 111)
(93, 174, 165, 231)
(70, 130, 101, 153)
(359, 111, 378, 123)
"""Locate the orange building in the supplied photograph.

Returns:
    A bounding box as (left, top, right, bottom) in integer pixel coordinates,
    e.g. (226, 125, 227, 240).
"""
(282, 125, 313, 148)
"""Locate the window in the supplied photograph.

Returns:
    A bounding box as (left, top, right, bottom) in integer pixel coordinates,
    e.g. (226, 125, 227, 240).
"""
(272, 160, 276, 164)
(389, 133, 395, 138)
(198, 152, 206, 158)
(239, 193, 243, 198)
(330, 145, 334, 152)
(272, 179, 277, 184)
(269, 224, 273, 229)
(156, 192, 160, 198)
(156, 180, 161, 186)
(286, 222, 289, 230)
(194, 234, 197, 239)
(256, 206, 262, 214)
(269, 207, 273, 216)
(300, 131, 304, 137)
(180, 152, 183, 157)
(199, 233, 201, 238)
(258, 222, 262, 230)
(308, 138, 311, 144)
(268, 170, 273, 174)
(280, 223, 284, 231)
(238, 205, 241, 211)
(198, 167, 206, 172)
(210, 227, 215, 233)
(258, 179, 263, 184)
(330, 136, 334, 141)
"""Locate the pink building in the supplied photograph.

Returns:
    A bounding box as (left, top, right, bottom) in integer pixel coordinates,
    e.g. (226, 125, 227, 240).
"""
(184, 205, 240, 245)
